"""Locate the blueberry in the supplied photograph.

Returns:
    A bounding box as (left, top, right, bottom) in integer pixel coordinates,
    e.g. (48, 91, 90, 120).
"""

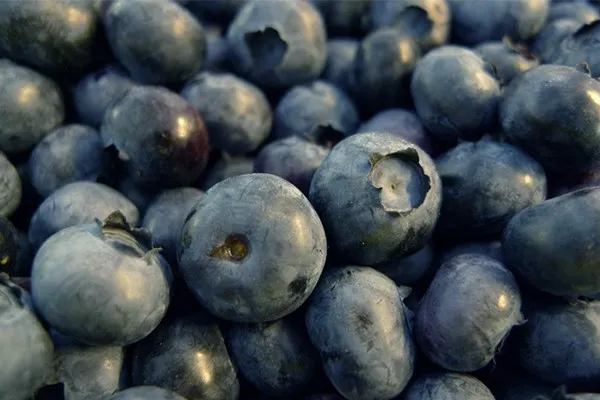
(28, 124, 104, 198)
(309, 131, 441, 265)
(435, 139, 547, 240)
(73, 65, 138, 128)
(448, 0, 549, 45)
(564, 395, 600, 400)
(0, 0, 99, 75)
(0, 151, 22, 218)
(52, 332, 127, 400)
(305, 266, 415, 400)
(180, 72, 272, 155)
(117, 177, 159, 216)
(517, 300, 600, 391)
(227, 315, 322, 397)
(370, 0, 451, 52)
(410, 46, 500, 146)
(310, 0, 372, 37)
(253, 136, 329, 195)
(544, 21, 600, 78)
(323, 39, 358, 92)
(204, 27, 232, 73)
(474, 41, 539, 85)
(0, 278, 54, 400)
(0, 60, 64, 153)
(356, 108, 435, 156)
(179, 173, 327, 323)
(101, 86, 210, 188)
(0, 218, 19, 276)
(440, 241, 503, 266)
(108, 386, 187, 400)
(551, 388, 600, 400)
(142, 187, 204, 265)
(566, 395, 600, 400)
(103, 0, 206, 86)
(28, 181, 139, 250)
(502, 187, 600, 299)
(348, 29, 420, 116)
(547, 2, 599, 24)
(272, 80, 359, 144)
(415, 254, 523, 372)
(31, 212, 171, 345)
(200, 154, 254, 191)
(226, 0, 327, 90)
(531, 19, 582, 62)
(403, 373, 495, 400)
(132, 312, 239, 400)
(500, 64, 600, 175)
(374, 242, 434, 286)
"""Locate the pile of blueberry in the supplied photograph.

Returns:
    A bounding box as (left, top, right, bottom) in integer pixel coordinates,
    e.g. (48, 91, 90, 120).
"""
(3, 0, 600, 399)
